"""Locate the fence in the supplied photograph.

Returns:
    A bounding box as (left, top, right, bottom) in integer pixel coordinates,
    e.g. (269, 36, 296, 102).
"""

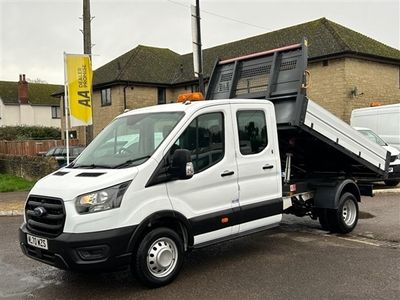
(0, 139, 80, 156)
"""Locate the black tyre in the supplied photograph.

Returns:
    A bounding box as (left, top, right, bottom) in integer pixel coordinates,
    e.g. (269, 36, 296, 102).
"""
(384, 180, 399, 187)
(133, 227, 184, 288)
(327, 192, 359, 234)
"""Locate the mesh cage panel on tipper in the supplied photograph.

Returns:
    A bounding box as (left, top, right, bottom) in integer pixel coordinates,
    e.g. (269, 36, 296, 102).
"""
(205, 39, 308, 127)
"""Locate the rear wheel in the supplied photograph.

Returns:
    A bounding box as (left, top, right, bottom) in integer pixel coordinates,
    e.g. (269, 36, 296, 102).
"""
(327, 192, 359, 234)
(133, 227, 184, 288)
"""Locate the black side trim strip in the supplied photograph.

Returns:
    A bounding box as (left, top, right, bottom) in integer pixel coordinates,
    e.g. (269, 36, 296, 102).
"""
(239, 198, 283, 225)
(189, 198, 283, 236)
(189, 208, 234, 236)
(194, 223, 280, 249)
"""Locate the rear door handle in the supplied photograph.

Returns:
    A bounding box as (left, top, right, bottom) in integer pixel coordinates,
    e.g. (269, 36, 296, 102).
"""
(221, 170, 235, 177)
(262, 164, 274, 170)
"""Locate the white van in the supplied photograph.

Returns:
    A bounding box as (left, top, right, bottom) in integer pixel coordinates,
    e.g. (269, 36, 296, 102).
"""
(354, 127, 400, 186)
(351, 104, 400, 150)
(19, 42, 389, 288)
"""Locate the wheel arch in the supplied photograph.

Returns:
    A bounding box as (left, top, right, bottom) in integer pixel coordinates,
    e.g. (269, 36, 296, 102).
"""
(314, 179, 360, 209)
(126, 210, 194, 253)
(340, 181, 361, 202)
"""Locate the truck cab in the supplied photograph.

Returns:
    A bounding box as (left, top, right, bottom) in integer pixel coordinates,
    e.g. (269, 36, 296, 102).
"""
(19, 99, 284, 287)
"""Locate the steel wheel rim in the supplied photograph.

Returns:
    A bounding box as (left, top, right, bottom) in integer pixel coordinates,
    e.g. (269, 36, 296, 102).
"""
(342, 199, 357, 226)
(147, 237, 178, 278)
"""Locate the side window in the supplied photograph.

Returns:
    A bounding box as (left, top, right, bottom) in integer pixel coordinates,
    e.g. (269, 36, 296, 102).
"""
(172, 112, 224, 173)
(237, 110, 268, 155)
(54, 148, 63, 155)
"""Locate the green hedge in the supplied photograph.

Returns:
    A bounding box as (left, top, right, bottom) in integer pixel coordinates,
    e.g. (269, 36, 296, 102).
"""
(0, 126, 61, 140)
(0, 154, 59, 181)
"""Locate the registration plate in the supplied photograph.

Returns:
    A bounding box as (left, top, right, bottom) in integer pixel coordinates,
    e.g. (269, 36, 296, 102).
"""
(27, 234, 48, 250)
(388, 167, 393, 173)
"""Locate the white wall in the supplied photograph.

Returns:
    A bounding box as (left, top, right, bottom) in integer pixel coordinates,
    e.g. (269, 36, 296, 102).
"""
(20, 104, 35, 125)
(0, 100, 3, 126)
(0, 99, 60, 128)
(33, 106, 60, 127)
(1, 103, 20, 126)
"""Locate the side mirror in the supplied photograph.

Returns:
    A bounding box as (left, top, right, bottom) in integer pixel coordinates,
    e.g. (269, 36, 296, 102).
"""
(170, 149, 194, 180)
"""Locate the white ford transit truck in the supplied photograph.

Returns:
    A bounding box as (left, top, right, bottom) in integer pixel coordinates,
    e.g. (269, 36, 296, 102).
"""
(19, 40, 389, 287)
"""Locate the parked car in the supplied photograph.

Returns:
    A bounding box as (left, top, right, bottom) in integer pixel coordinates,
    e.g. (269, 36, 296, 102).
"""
(354, 127, 400, 186)
(45, 146, 85, 167)
(351, 103, 400, 151)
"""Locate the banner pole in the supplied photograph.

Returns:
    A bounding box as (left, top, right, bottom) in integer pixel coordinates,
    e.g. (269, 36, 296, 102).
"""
(63, 52, 70, 166)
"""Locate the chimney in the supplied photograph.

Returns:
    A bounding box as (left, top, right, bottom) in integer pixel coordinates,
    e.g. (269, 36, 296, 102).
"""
(18, 74, 29, 104)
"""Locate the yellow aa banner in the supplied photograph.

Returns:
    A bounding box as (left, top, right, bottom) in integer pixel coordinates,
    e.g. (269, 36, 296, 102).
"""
(65, 54, 93, 127)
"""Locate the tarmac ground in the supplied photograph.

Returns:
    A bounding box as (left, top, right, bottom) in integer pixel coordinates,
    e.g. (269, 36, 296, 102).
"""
(0, 184, 399, 299)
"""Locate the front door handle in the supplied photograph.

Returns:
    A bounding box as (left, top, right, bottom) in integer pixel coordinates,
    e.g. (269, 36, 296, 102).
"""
(221, 170, 235, 177)
(262, 164, 274, 170)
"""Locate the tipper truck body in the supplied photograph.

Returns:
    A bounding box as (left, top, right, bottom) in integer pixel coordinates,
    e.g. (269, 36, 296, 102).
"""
(19, 40, 389, 287)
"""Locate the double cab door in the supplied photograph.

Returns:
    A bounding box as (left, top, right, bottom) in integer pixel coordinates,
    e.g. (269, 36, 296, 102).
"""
(166, 102, 282, 245)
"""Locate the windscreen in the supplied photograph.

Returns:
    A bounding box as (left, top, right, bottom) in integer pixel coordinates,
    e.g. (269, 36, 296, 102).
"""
(358, 129, 387, 146)
(70, 112, 184, 169)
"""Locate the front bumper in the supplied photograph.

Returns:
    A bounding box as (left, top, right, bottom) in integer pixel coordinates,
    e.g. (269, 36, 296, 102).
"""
(387, 164, 400, 180)
(19, 223, 137, 271)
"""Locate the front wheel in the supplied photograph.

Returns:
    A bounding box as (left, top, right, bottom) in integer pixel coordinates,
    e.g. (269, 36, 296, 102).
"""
(327, 192, 359, 234)
(133, 227, 184, 288)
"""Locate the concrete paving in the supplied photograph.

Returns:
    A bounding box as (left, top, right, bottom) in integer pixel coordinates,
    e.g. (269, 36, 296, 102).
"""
(0, 191, 28, 216)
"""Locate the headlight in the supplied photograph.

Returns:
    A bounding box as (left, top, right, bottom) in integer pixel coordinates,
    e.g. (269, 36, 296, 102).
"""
(76, 181, 131, 214)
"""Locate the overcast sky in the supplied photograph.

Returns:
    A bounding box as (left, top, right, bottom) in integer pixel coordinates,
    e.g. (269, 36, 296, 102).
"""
(0, 0, 398, 84)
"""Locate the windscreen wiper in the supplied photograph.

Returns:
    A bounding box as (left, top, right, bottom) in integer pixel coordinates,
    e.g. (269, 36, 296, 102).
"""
(72, 164, 112, 169)
(113, 156, 151, 169)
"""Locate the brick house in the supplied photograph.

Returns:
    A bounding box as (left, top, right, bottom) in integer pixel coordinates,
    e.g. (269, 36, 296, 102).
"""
(59, 18, 400, 144)
(0, 74, 62, 128)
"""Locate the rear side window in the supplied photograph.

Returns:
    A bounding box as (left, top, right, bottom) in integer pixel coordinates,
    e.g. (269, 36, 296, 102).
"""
(237, 110, 268, 155)
(173, 112, 224, 173)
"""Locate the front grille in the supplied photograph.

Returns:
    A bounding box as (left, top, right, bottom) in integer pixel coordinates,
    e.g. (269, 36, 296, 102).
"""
(25, 196, 65, 237)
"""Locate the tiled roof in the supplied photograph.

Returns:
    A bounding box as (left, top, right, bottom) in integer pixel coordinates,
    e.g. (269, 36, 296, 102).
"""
(78, 17, 400, 89)
(0, 81, 62, 106)
(93, 46, 181, 86)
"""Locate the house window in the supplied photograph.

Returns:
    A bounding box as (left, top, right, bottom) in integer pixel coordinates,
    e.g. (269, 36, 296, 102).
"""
(101, 88, 112, 106)
(51, 106, 61, 119)
(63, 131, 77, 139)
(158, 87, 166, 104)
(191, 85, 199, 93)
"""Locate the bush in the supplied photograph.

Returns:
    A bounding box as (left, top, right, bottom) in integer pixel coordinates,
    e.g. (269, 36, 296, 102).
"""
(0, 154, 59, 181)
(0, 126, 61, 140)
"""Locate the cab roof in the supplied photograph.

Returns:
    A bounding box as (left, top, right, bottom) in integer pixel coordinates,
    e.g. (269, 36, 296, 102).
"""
(116, 99, 273, 119)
